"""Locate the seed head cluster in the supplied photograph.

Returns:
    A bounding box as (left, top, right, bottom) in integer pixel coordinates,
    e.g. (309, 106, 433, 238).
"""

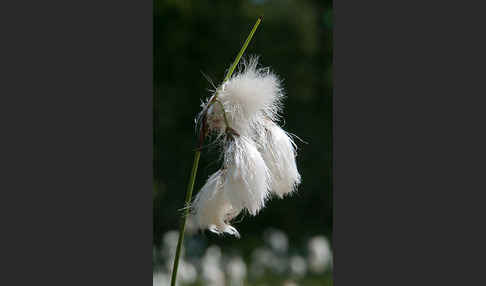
(191, 56, 301, 237)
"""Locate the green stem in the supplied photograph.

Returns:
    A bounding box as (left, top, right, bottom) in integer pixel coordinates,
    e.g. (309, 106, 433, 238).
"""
(223, 15, 263, 83)
(169, 16, 262, 286)
(169, 150, 200, 286)
(210, 15, 263, 104)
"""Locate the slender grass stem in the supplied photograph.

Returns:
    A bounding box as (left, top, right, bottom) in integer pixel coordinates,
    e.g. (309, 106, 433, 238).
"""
(210, 15, 263, 104)
(169, 151, 200, 286)
(223, 16, 263, 83)
(169, 16, 263, 286)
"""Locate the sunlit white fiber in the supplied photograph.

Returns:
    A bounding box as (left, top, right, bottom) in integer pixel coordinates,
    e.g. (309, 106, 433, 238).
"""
(192, 56, 302, 238)
(191, 135, 271, 237)
(223, 135, 270, 215)
(203, 56, 284, 136)
(259, 120, 301, 198)
(191, 170, 240, 237)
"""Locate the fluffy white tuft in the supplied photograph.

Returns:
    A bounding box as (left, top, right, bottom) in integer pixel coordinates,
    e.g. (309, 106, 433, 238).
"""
(259, 120, 301, 198)
(205, 56, 284, 137)
(191, 135, 271, 237)
(191, 170, 241, 237)
(192, 56, 301, 237)
(223, 135, 271, 215)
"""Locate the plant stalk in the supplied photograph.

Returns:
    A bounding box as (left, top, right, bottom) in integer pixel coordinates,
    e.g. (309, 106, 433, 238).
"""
(223, 16, 263, 83)
(169, 16, 263, 286)
(169, 150, 200, 286)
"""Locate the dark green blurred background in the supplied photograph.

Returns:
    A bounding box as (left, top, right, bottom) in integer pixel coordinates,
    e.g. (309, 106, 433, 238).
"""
(154, 0, 332, 284)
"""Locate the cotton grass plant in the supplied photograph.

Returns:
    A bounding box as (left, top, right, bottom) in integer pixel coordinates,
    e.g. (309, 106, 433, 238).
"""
(170, 16, 302, 286)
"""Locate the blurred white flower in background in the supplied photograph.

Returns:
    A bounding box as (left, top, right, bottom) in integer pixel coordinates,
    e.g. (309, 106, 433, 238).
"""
(250, 247, 273, 278)
(161, 230, 186, 275)
(153, 272, 168, 286)
(162, 230, 179, 260)
(289, 255, 307, 277)
(261, 228, 289, 274)
(179, 260, 197, 284)
(226, 256, 247, 286)
(153, 230, 333, 284)
(307, 236, 332, 274)
(249, 260, 265, 278)
(271, 255, 287, 274)
(185, 216, 198, 235)
(159, 230, 199, 285)
(264, 228, 289, 254)
(201, 245, 225, 286)
(282, 280, 299, 286)
(250, 245, 287, 275)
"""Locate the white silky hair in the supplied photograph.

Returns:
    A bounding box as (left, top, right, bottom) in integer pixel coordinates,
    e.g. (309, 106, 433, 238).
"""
(203, 56, 284, 137)
(223, 135, 271, 216)
(192, 56, 301, 237)
(191, 135, 271, 237)
(191, 170, 241, 237)
(258, 120, 301, 198)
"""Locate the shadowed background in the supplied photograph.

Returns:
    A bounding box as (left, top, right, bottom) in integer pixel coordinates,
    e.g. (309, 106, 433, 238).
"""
(154, 0, 332, 285)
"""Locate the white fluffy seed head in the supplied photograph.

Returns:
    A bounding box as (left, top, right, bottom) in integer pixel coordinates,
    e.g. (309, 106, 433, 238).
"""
(191, 170, 241, 237)
(192, 56, 302, 238)
(203, 56, 284, 137)
(190, 135, 273, 237)
(223, 135, 271, 215)
(259, 120, 301, 198)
